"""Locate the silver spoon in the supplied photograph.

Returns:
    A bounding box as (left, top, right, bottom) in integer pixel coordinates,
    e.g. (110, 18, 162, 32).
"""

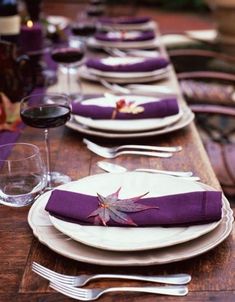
(97, 161, 198, 178)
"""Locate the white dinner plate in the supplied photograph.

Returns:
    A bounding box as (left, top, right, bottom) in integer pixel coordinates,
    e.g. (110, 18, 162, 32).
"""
(28, 177, 233, 265)
(39, 173, 221, 252)
(80, 65, 170, 84)
(87, 36, 160, 50)
(46, 15, 70, 30)
(97, 20, 157, 31)
(86, 57, 170, 79)
(73, 95, 182, 132)
(67, 106, 194, 138)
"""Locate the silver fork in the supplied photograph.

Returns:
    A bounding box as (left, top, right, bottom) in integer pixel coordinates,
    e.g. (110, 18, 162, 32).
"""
(86, 144, 172, 159)
(32, 262, 191, 287)
(50, 282, 188, 300)
(83, 139, 181, 153)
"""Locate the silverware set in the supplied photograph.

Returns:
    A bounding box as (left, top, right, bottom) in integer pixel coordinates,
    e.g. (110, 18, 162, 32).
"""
(83, 138, 181, 159)
(32, 262, 191, 300)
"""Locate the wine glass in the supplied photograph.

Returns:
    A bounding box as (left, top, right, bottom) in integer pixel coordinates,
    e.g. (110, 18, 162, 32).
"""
(20, 93, 71, 188)
(0, 143, 47, 207)
(51, 45, 85, 100)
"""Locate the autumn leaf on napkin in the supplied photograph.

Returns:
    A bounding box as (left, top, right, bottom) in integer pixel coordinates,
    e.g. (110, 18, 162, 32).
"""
(88, 187, 159, 226)
(0, 92, 21, 131)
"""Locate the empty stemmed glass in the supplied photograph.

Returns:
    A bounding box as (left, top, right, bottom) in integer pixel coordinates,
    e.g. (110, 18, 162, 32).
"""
(51, 44, 85, 100)
(20, 93, 71, 188)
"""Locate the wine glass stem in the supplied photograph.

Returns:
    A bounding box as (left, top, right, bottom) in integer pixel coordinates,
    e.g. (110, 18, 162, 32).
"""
(44, 128, 52, 188)
(67, 66, 71, 96)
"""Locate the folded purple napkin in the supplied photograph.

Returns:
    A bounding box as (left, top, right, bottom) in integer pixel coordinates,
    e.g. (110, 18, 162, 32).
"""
(95, 30, 155, 42)
(45, 189, 222, 227)
(72, 97, 179, 120)
(86, 57, 169, 72)
(99, 16, 151, 25)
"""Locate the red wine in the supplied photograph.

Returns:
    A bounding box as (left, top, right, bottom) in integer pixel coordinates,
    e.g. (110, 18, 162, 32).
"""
(71, 24, 96, 36)
(51, 48, 84, 64)
(20, 104, 71, 128)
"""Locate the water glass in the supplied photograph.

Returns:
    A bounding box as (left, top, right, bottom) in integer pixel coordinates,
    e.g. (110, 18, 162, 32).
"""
(0, 143, 47, 207)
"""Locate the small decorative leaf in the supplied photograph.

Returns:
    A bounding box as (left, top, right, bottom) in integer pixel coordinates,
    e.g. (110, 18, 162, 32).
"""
(0, 92, 21, 132)
(87, 187, 158, 226)
(112, 98, 144, 119)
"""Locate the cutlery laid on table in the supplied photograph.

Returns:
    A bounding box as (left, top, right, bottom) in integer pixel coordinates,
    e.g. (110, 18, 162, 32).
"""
(83, 139, 180, 158)
(50, 282, 189, 300)
(97, 161, 200, 181)
(32, 262, 191, 286)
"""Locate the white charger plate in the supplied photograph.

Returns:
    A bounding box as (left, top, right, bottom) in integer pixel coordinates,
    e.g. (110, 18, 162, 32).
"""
(73, 95, 182, 132)
(67, 106, 194, 138)
(97, 20, 157, 31)
(46, 172, 222, 252)
(87, 36, 160, 49)
(80, 65, 169, 84)
(28, 179, 233, 266)
(86, 56, 169, 79)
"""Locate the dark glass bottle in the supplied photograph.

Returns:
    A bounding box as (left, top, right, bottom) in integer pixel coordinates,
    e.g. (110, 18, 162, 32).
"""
(0, 0, 20, 44)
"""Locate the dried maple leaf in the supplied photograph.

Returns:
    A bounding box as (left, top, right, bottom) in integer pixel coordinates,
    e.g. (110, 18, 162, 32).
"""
(112, 99, 144, 119)
(88, 187, 159, 226)
(0, 92, 21, 132)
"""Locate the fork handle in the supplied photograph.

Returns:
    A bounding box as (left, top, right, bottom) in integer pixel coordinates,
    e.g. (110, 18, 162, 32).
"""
(118, 150, 172, 158)
(89, 273, 191, 285)
(117, 145, 182, 152)
(103, 285, 188, 296)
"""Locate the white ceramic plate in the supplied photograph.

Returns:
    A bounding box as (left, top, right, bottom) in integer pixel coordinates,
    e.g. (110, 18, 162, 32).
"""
(28, 176, 233, 266)
(87, 36, 160, 50)
(47, 173, 221, 252)
(73, 95, 182, 132)
(47, 15, 70, 30)
(98, 20, 156, 31)
(67, 106, 194, 138)
(86, 57, 169, 79)
(80, 65, 169, 84)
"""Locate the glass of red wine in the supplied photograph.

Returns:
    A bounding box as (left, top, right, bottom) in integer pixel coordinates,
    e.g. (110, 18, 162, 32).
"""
(51, 45, 85, 100)
(20, 93, 71, 188)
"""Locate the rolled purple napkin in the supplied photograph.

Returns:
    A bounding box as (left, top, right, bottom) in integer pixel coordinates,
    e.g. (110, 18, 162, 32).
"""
(86, 57, 169, 72)
(99, 16, 151, 25)
(45, 189, 222, 227)
(72, 97, 179, 120)
(95, 30, 155, 42)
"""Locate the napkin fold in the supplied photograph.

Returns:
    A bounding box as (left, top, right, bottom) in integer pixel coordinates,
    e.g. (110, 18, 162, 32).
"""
(45, 189, 222, 227)
(95, 30, 155, 42)
(72, 97, 179, 120)
(86, 57, 169, 72)
(99, 16, 151, 25)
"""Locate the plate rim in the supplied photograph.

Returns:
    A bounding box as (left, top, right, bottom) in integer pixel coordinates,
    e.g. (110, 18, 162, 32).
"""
(46, 173, 222, 252)
(66, 107, 194, 138)
(28, 177, 234, 266)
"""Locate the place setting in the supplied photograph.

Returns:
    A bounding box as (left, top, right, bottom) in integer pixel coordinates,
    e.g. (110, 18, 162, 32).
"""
(66, 92, 194, 138)
(28, 170, 233, 267)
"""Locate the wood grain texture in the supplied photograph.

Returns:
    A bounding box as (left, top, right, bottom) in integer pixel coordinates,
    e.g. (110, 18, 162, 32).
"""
(0, 3, 234, 302)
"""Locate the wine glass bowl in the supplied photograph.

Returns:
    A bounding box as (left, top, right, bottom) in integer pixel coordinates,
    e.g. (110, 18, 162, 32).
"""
(51, 45, 85, 99)
(20, 93, 71, 188)
(0, 143, 47, 207)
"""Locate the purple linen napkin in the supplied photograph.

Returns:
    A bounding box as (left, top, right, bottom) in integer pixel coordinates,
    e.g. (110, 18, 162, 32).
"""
(72, 97, 179, 120)
(45, 189, 222, 226)
(99, 16, 151, 25)
(86, 57, 169, 72)
(95, 30, 155, 42)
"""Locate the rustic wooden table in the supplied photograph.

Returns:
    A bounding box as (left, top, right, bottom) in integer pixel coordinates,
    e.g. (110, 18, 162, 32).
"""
(0, 2, 234, 302)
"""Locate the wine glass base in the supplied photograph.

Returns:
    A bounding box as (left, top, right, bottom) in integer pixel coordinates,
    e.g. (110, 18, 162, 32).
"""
(48, 172, 72, 188)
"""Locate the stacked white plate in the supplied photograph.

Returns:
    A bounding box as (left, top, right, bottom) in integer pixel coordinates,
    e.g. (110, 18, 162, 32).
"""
(66, 94, 194, 138)
(80, 56, 170, 84)
(28, 172, 234, 266)
(87, 30, 159, 50)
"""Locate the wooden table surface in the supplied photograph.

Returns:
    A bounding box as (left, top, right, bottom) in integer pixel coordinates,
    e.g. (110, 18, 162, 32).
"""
(0, 2, 234, 302)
